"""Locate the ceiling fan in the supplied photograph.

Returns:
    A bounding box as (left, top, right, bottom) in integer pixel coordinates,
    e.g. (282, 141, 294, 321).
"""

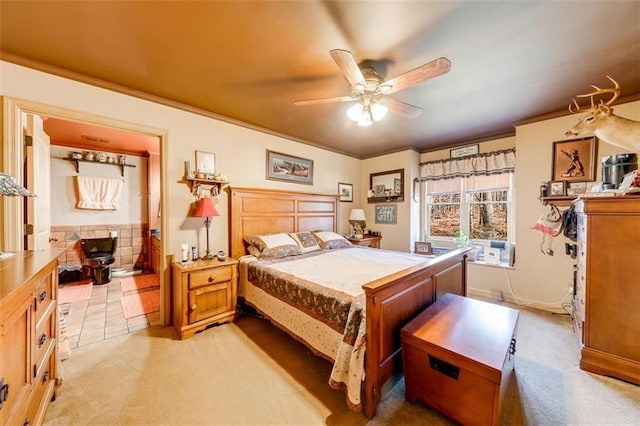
(294, 49, 451, 127)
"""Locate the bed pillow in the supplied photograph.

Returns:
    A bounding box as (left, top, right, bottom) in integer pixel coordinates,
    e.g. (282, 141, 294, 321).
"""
(312, 231, 353, 249)
(289, 231, 321, 253)
(245, 233, 302, 258)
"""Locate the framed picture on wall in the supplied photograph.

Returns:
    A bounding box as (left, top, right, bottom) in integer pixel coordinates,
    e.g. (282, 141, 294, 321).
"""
(375, 204, 397, 224)
(195, 150, 215, 175)
(338, 182, 353, 202)
(266, 150, 313, 185)
(551, 137, 597, 182)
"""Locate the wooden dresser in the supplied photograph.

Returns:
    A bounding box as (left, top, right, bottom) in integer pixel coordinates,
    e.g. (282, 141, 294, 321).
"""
(172, 258, 238, 339)
(0, 250, 61, 425)
(573, 196, 639, 384)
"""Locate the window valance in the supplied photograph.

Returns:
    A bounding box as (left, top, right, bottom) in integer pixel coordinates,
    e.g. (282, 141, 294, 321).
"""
(419, 148, 515, 181)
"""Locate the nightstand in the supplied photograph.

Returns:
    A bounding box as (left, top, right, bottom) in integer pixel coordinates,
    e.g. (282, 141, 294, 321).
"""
(172, 257, 238, 339)
(348, 235, 381, 248)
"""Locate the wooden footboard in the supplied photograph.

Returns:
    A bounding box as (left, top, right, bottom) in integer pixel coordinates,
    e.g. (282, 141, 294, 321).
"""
(228, 187, 470, 419)
(362, 247, 470, 419)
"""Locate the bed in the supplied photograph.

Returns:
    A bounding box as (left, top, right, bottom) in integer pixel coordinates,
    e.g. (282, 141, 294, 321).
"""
(229, 187, 470, 418)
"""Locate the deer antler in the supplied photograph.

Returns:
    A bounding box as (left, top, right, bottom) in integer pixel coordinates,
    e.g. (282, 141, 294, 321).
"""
(568, 75, 621, 113)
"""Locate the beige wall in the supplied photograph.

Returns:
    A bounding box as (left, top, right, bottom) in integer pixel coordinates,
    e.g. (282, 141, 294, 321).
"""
(2, 60, 639, 313)
(417, 104, 639, 310)
(49, 145, 148, 226)
(0, 61, 361, 262)
(361, 150, 419, 252)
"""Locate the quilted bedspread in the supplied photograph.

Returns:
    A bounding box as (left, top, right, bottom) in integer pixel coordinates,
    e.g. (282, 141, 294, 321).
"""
(244, 247, 426, 411)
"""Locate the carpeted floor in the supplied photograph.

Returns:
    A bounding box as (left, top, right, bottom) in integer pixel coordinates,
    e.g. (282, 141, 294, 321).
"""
(44, 301, 640, 425)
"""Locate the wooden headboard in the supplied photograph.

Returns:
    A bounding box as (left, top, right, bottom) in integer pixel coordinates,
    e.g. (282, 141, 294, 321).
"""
(228, 187, 339, 259)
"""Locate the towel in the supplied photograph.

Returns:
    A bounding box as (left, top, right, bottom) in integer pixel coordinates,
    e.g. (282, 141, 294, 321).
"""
(76, 176, 123, 210)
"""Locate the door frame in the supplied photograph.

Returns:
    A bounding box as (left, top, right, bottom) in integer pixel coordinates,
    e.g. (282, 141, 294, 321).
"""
(1, 96, 170, 324)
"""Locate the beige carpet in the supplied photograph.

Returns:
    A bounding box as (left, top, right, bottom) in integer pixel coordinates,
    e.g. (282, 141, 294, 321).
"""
(44, 303, 640, 425)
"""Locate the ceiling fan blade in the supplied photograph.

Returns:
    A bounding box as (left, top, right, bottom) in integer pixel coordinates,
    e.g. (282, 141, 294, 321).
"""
(384, 57, 451, 94)
(294, 95, 355, 106)
(330, 49, 366, 87)
(387, 98, 423, 119)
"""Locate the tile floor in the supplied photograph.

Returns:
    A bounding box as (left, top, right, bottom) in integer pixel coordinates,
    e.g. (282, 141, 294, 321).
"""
(58, 275, 161, 351)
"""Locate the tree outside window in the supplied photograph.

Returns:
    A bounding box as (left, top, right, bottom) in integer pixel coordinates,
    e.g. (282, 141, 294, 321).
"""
(425, 174, 512, 242)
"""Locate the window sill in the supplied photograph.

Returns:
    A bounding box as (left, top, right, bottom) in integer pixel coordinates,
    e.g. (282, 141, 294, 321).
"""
(468, 259, 515, 270)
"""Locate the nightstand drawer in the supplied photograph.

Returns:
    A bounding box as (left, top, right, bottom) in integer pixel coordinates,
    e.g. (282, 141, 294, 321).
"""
(189, 265, 233, 289)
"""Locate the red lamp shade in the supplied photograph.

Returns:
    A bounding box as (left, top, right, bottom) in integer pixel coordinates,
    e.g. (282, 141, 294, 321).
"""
(193, 197, 220, 218)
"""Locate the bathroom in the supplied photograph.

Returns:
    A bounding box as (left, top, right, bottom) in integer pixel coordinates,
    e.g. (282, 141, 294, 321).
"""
(44, 117, 161, 282)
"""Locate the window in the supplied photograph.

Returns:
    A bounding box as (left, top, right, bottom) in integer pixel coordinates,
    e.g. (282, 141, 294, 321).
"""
(425, 173, 513, 242)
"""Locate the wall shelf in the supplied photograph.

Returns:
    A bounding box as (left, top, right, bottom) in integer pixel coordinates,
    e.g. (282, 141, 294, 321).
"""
(539, 196, 575, 207)
(367, 195, 404, 204)
(61, 158, 135, 177)
(183, 177, 229, 197)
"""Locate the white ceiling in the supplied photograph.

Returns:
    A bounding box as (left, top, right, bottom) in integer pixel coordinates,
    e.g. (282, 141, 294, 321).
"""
(2, 1, 639, 158)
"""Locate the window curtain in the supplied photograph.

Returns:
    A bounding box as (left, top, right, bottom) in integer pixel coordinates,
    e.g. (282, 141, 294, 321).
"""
(419, 148, 515, 181)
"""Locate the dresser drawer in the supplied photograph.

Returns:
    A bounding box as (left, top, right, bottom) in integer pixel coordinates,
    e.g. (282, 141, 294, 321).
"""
(24, 354, 56, 426)
(33, 271, 55, 324)
(34, 307, 55, 375)
(189, 265, 233, 290)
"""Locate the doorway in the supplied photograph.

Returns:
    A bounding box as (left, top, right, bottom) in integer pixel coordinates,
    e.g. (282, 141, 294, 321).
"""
(1, 96, 170, 325)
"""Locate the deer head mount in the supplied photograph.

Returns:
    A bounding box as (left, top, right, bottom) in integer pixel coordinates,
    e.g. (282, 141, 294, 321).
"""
(565, 76, 640, 153)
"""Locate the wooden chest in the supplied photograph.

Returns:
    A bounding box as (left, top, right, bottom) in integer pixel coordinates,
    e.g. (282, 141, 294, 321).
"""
(401, 294, 519, 426)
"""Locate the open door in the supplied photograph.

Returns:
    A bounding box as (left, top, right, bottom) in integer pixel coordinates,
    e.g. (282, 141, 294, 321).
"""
(24, 113, 51, 249)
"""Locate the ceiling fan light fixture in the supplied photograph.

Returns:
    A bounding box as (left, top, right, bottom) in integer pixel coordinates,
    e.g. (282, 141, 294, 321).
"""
(348, 99, 387, 126)
(371, 100, 388, 122)
(357, 112, 373, 127)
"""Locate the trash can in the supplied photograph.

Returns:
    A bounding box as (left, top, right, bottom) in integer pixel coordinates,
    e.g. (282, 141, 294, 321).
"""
(58, 264, 83, 284)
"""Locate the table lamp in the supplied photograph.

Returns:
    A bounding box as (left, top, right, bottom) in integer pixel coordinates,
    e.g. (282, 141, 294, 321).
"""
(193, 196, 220, 260)
(0, 173, 36, 258)
(349, 209, 366, 238)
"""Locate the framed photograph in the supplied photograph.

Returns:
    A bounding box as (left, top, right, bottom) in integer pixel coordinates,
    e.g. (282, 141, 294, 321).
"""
(266, 150, 313, 185)
(394, 178, 402, 195)
(195, 151, 215, 175)
(549, 181, 566, 196)
(414, 241, 432, 255)
(338, 182, 353, 202)
(567, 181, 587, 196)
(375, 204, 397, 224)
(552, 137, 597, 182)
(450, 144, 479, 159)
(374, 184, 386, 197)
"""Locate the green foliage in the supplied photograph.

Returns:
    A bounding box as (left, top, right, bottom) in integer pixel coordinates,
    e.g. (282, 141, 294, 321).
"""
(454, 230, 471, 247)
